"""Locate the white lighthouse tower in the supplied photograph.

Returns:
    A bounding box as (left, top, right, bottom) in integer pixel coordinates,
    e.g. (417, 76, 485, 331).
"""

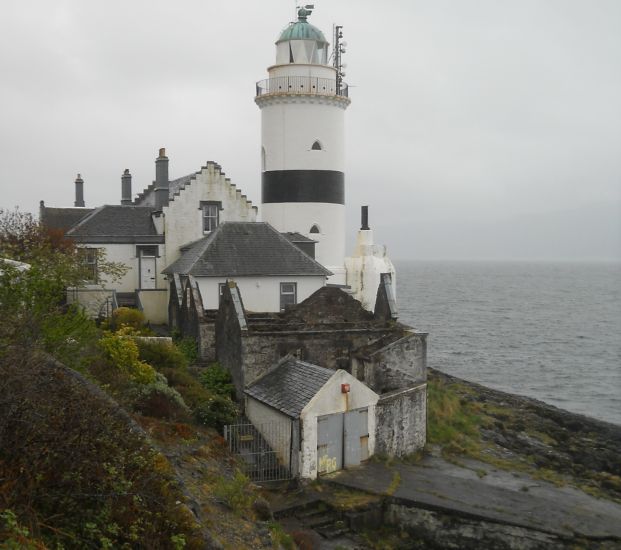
(256, 6, 350, 284)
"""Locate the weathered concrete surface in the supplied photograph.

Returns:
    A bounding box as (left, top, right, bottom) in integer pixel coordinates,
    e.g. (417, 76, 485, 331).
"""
(374, 385, 426, 456)
(327, 457, 621, 543)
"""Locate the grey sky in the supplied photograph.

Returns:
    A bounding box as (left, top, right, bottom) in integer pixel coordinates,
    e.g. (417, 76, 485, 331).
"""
(1, 0, 619, 260)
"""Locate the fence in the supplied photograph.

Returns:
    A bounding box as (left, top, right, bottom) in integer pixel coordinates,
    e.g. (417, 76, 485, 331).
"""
(224, 420, 292, 482)
(256, 76, 349, 98)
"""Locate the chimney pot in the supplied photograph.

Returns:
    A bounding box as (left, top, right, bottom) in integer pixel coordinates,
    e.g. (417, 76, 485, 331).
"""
(361, 205, 369, 230)
(159, 147, 166, 158)
(121, 169, 133, 205)
(74, 173, 85, 207)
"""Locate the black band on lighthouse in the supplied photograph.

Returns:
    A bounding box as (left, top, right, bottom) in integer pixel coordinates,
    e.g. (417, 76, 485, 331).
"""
(262, 170, 344, 204)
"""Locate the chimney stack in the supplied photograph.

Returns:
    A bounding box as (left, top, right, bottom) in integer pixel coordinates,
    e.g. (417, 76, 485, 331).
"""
(154, 147, 169, 209)
(361, 205, 369, 230)
(121, 169, 132, 205)
(74, 173, 85, 207)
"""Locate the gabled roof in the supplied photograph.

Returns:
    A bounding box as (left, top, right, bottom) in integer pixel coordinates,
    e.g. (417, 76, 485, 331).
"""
(162, 222, 331, 277)
(40, 207, 93, 233)
(245, 359, 335, 418)
(66, 205, 164, 244)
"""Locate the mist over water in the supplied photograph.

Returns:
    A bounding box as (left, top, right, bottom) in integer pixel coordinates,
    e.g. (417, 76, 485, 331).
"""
(396, 260, 621, 426)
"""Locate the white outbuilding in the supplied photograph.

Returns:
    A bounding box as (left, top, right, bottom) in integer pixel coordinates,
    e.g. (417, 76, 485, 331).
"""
(245, 358, 379, 479)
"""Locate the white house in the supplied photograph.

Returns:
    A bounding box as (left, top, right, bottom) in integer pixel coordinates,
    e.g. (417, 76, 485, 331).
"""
(245, 357, 379, 479)
(162, 222, 330, 312)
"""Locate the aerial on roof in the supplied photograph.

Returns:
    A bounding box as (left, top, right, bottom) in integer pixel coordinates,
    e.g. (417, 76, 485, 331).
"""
(39, 205, 93, 233)
(245, 358, 335, 418)
(162, 222, 331, 277)
(66, 205, 164, 244)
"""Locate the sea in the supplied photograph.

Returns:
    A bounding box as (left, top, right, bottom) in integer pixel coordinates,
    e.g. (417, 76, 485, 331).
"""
(396, 260, 621, 426)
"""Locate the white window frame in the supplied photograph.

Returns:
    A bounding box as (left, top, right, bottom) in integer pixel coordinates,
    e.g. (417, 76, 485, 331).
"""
(280, 282, 297, 311)
(201, 202, 220, 233)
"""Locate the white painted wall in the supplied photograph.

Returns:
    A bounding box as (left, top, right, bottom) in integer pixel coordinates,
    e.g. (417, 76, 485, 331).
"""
(299, 370, 379, 479)
(195, 275, 326, 312)
(260, 98, 346, 172)
(163, 163, 257, 266)
(345, 229, 397, 311)
(82, 243, 166, 293)
(268, 63, 336, 79)
(245, 398, 293, 468)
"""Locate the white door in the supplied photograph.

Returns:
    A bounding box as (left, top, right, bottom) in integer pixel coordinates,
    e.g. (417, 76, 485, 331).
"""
(140, 256, 156, 289)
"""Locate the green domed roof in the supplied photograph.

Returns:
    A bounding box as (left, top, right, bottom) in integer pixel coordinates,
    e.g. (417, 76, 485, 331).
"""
(277, 8, 328, 44)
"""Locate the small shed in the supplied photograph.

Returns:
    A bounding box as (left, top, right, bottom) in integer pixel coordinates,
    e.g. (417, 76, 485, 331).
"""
(245, 358, 379, 479)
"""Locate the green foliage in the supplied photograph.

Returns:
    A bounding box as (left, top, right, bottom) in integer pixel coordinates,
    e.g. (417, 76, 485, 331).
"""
(213, 470, 253, 514)
(194, 394, 239, 432)
(0, 352, 204, 549)
(110, 307, 147, 331)
(136, 338, 189, 371)
(175, 337, 198, 366)
(426, 377, 482, 455)
(200, 363, 235, 400)
(98, 328, 157, 384)
(268, 521, 295, 550)
(40, 305, 100, 371)
(0, 509, 44, 549)
(132, 373, 190, 420)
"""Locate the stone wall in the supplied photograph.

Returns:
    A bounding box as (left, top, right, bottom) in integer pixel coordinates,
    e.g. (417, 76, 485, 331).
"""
(215, 283, 245, 395)
(375, 384, 426, 456)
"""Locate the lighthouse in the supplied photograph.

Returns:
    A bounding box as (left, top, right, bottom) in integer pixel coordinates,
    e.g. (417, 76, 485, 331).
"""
(256, 6, 350, 284)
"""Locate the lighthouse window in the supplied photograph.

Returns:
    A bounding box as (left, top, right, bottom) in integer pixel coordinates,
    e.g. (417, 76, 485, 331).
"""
(311, 140, 322, 151)
(200, 201, 221, 232)
(280, 282, 297, 311)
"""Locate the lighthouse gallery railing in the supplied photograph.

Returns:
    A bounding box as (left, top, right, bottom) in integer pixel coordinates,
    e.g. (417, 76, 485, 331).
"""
(256, 76, 349, 98)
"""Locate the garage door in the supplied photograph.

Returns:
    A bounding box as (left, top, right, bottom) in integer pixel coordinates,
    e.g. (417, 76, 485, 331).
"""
(317, 408, 369, 475)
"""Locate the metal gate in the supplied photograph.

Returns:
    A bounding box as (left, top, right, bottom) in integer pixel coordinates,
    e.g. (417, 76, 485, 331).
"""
(224, 420, 292, 482)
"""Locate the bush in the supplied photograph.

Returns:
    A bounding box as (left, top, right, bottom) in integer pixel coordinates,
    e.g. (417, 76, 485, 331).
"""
(175, 337, 198, 366)
(136, 339, 188, 371)
(194, 394, 238, 431)
(132, 373, 190, 420)
(213, 470, 253, 514)
(98, 328, 156, 384)
(200, 363, 235, 400)
(110, 307, 146, 331)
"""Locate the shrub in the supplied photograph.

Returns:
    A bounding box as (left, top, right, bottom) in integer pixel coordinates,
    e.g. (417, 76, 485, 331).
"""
(110, 307, 146, 331)
(200, 363, 235, 400)
(213, 470, 253, 514)
(194, 394, 238, 431)
(132, 373, 190, 420)
(136, 339, 188, 371)
(175, 337, 198, 366)
(98, 328, 156, 384)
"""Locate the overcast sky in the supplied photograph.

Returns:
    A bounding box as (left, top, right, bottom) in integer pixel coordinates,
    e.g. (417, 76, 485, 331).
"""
(1, 0, 619, 261)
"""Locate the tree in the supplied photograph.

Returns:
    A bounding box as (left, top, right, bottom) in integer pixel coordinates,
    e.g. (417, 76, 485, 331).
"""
(0, 207, 127, 350)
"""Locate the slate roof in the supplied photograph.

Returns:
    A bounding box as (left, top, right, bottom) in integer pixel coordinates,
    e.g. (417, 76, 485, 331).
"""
(282, 232, 316, 243)
(245, 359, 335, 418)
(162, 222, 331, 277)
(40, 207, 93, 233)
(66, 205, 164, 244)
(168, 173, 196, 199)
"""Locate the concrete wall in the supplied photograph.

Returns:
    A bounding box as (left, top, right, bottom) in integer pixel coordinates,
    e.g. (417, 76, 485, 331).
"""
(163, 163, 257, 265)
(375, 384, 427, 457)
(299, 370, 379, 479)
(238, 328, 394, 389)
(245, 398, 293, 469)
(352, 332, 427, 394)
(137, 289, 168, 324)
(196, 275, 325, 312)
(66, 286, 115, 319)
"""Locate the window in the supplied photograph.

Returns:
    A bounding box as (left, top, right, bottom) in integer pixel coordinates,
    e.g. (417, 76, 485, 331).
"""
(309, 224, 320, 234)
(311, 140, 322, 151)
(200, 201, 221, 232)
(78, 247, 98, 283)
(280, 282, 297, 311)
(219, 282, 227, 306)
(137, 245, 158, 257)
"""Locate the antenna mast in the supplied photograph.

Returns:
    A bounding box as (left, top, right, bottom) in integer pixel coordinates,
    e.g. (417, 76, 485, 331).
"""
(333, 25, 346, 95)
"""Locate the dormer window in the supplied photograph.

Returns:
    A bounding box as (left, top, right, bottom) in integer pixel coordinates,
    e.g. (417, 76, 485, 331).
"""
(200, 201, 221, 232)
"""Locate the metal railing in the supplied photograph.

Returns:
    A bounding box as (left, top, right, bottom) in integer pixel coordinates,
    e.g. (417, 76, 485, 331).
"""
(256, 76, 349, 98)
(224, 420, 292, 482)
